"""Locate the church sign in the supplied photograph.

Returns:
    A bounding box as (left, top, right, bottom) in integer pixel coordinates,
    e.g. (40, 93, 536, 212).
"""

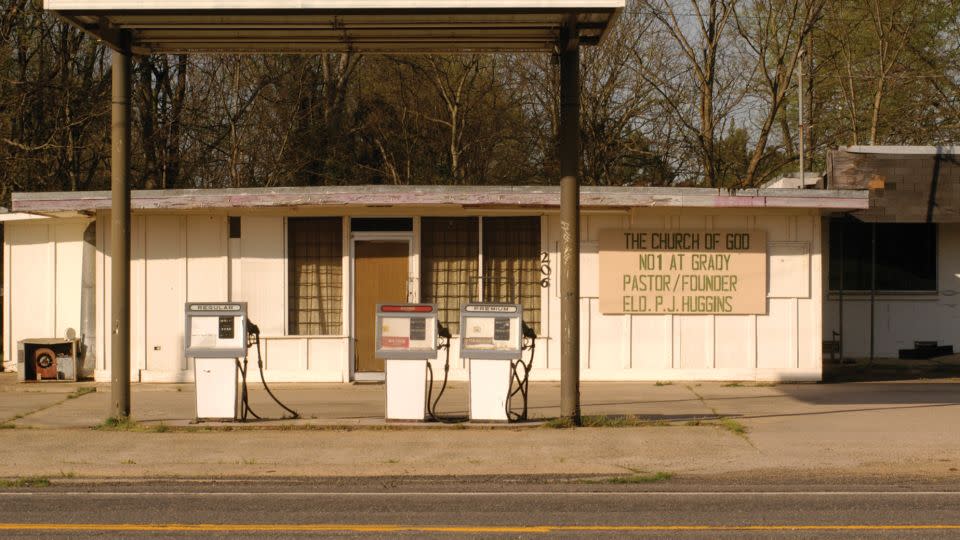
(599, 230, 767, 315)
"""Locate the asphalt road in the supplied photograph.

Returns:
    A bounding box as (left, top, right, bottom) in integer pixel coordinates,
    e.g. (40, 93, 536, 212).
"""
(0, 477, 958, 538)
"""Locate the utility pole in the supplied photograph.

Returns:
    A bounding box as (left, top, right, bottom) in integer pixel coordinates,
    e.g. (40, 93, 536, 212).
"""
(798, 49, 805, 186)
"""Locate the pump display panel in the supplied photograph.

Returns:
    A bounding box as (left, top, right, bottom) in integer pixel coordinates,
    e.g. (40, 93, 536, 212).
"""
(459, 303, 523, 360)
(375, 304, 439, 360)
(184, 303, 247, 358)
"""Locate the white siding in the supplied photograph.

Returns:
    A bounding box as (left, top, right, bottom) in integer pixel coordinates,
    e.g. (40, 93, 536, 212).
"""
(538, 208, 823, 382)
(5, 219, 89, 372)
(77, 206, 825, 383)
(823, 221, 960, 359)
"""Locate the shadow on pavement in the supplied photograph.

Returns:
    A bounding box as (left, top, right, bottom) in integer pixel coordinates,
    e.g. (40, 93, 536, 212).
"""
(824, 355, 960, 382)
(776, 381, 960, 406)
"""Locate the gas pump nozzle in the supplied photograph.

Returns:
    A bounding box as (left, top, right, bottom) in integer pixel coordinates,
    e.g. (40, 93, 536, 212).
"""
(521, 321, 537, 341)
(438, 323, 452, 341)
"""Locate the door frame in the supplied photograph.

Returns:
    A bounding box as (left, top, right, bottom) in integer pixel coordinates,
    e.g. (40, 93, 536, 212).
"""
(349, 231, 415, 381)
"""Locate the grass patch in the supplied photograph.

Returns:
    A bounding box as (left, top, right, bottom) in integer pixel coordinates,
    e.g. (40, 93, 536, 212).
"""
(0, 477, 51, 488)
(120, 459, 136, 465)
(583, 471, 674, 485)
(722, 382, 743, 388)
(95, 417, 170, 433)
(67, 387, 96, 399)
(654, 381, 673, 386)
(0, 423, 15, 430)
(719, 418, 748, 435)
(97, 416, 140, 430)
(607, 471, 674, 484)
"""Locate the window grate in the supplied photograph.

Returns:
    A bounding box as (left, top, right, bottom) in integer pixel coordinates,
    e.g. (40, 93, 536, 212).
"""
(288, 218, 343, 335)
(420, 217, 479, 335)
(482, 217, 542, 334)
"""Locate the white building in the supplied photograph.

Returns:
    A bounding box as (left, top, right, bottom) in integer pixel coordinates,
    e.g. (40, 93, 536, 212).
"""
(4, 185, 868, 383)
(824, 146, 960, 360)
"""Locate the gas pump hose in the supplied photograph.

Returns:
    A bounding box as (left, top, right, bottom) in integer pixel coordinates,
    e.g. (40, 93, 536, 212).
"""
(506, 323, 537, 422)
(426, 326, 466, 423)
(238, 323, 300, 421)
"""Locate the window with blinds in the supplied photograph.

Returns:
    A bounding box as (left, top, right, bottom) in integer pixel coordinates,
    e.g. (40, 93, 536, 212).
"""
(420, 217, 479, 335)
(288, 218, 343, 335)
(482, 217, 542, 334)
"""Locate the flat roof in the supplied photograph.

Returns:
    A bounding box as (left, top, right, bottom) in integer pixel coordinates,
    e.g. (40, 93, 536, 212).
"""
(46, 1, 623, 53)
(841, 145, 960, 156)
(12, 186, 869, 214)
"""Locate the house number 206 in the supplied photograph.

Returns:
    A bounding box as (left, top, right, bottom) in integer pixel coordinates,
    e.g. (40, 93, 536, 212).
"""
(540, 252, 551, 288)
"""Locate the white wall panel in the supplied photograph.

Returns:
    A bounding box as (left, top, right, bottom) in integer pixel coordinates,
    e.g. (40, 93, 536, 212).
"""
(629, 314, 671, 370)
(264, 338, 304, 372)
(7, 219, 89, 372)
(587, 299, 627, 371)
(186, 215, 228, 302)
(7, 223, 53, 353)
(53, 222, 85, 339)
(757, 298, 793, 369)
(144, 215, 186, 373)
(239, 216, 285, 336)
(714, 315, 752, 369)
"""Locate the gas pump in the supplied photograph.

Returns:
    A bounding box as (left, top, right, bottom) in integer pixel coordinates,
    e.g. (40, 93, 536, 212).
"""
(459, 303, 535, 422)
(375, 304, 439, 421)
(185, 303, 247, 421)
(185, 302, 299, 422)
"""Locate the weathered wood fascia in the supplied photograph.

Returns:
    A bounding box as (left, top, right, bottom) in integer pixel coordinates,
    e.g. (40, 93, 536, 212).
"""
(12, 186, 868, 213)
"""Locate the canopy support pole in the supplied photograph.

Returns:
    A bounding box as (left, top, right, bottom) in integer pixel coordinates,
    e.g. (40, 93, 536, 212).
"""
(559, 26, 581, 425)
(111, 37, 132, 419)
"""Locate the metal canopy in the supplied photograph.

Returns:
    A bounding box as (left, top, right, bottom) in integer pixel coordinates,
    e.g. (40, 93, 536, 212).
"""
(45, 1, 623, 53)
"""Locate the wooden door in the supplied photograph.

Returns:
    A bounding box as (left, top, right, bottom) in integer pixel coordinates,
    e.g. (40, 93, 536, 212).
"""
(354, 241, 409, 373)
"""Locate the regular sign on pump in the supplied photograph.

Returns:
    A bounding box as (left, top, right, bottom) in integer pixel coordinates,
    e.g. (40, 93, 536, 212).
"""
(375, 304, 438, 360)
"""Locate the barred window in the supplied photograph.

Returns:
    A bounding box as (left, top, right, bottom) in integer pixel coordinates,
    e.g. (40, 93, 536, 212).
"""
(482, 217, 542, 334)
(420, 217, 479, 335)
(288, 218, 343, 335)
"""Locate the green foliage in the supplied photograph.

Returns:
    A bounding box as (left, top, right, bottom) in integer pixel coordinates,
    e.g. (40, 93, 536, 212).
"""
(0, 477, 51, 488)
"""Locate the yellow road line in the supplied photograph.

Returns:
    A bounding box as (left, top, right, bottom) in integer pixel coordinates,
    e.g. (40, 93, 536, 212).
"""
(0, 523, 958, 533)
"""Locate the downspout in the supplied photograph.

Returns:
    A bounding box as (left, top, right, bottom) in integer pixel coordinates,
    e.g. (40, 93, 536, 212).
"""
(80, 221, 96, 379)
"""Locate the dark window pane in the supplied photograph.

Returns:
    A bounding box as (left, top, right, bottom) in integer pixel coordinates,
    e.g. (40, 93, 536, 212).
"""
(229, 216, 241, 239)
(351, 218, 413, 232)
(829, 219, 936, 292)
(288, 218, 343, 335)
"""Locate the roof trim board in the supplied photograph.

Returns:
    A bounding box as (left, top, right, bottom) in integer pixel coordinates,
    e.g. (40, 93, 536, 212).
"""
(841, 145, 960, 156)
(12, 186, 869, 214)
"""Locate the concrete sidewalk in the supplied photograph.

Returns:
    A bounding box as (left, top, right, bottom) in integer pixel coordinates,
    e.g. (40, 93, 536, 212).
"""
(0, 373, 957, 480)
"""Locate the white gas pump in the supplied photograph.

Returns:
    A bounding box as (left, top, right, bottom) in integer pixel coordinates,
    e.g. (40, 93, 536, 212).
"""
(459, 303, 524, 422)
(184, 302, 247, 421)
(375, 304, 439, 421)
